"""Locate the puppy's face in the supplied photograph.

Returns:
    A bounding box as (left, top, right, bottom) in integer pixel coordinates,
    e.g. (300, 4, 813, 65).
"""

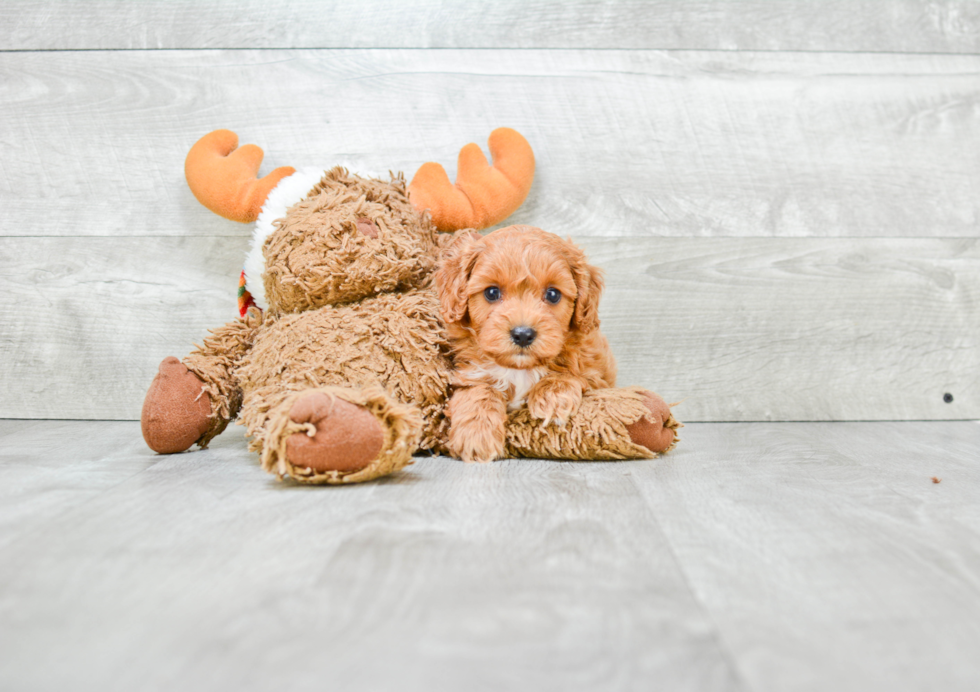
(435, 226, 604, 370)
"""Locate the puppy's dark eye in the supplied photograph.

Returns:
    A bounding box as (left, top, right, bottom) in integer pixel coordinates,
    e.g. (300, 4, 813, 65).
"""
(484, 286, 501, 302)
(544, 287, 562, 304)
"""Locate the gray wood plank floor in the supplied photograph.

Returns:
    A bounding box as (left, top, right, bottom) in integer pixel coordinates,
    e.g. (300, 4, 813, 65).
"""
(1, 420, 977, 692)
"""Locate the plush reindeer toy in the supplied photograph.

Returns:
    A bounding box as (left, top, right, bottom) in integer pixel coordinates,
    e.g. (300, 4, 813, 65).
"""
(142, 128, 679, 484)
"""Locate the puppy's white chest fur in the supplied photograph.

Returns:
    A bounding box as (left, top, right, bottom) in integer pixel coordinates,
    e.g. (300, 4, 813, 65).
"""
(470, 364, 548, 410)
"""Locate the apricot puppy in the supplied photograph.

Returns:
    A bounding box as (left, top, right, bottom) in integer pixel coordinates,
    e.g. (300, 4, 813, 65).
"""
(435, 225, 616, 462)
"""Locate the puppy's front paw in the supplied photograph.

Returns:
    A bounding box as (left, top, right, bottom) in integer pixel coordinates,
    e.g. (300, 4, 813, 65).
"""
(447, 384, 508, 462)
(449, 418, 506, 463)
(527, 378, 583, 426)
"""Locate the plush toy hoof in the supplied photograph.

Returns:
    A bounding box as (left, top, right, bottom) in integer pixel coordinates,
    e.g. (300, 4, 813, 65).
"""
(142, 356, 212, 453)
(626, 391, 678, 454)
(285, 392, 385, 473)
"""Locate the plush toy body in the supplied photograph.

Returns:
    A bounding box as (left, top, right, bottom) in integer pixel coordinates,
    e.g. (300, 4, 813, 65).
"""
(141, 130, 679, 484)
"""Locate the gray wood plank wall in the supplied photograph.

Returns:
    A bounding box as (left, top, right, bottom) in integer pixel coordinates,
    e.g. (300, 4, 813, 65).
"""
(3, 1, 980, 52)
(0, 2, 977, 422)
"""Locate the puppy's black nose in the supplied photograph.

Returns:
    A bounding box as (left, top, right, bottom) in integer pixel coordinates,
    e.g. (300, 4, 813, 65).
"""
(510, 326, 537, 347)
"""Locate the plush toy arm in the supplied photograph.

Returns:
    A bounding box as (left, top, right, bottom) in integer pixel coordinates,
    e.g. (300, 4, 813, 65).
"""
(185, 129, 296, 223)
(183, 309, 262, 422)
(506, 387, 681, 460)
(408, 128, 535, 232)
(142, 310, 262, 453)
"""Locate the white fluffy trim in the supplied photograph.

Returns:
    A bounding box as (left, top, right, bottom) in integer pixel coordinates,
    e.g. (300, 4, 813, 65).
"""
(243, 167, 325, 310)
(243, 165, 385, 310)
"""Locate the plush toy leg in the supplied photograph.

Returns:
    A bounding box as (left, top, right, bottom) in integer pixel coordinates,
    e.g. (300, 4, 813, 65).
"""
(504, 387, 681, 461)
(141, 312, 261, 454)
(625, 390, 680, 454)
(257, 385, 423, 485)
(141, 357, 212, 453)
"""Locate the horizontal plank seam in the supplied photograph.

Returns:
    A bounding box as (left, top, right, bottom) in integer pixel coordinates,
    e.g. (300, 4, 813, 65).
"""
(2, 47, 980, 58)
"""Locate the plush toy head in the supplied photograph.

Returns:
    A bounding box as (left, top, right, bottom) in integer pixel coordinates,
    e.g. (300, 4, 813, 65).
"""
(260, 169, 437, 314)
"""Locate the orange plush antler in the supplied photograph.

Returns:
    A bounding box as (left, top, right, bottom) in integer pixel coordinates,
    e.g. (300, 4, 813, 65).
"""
(185, 130, 295, 223)
(408, 128, 535, 232)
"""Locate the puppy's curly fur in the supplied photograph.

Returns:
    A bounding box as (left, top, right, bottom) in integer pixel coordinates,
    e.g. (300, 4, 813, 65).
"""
(435, 225, 616, 462)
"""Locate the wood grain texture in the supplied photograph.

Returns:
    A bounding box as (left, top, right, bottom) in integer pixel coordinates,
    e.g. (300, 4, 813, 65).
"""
(632, 421, 980, 691)
(2, 0, 979, 52)
(0, 420, 161, 551)
(1, 50, 979, 239)
(1, 236, 975, 422)
(0, 421, 741, 692)
(0, 419, 44, 438)
(1, 420, 979, 691)
(0, 236, 248, 420)
(583, 236, 980, 422)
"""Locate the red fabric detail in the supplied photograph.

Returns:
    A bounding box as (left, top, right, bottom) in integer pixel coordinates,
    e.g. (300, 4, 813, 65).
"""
(238, 269, 258, 317)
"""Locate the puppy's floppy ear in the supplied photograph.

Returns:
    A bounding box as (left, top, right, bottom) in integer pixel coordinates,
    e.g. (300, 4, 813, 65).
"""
(565, 240, 605, 334)
(434, 231, 483, 324)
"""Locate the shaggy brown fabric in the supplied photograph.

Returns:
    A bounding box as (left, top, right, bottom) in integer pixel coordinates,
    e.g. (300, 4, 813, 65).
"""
(236, 288, 453, 456)
(182, 309, 262, 448)
(505, 387, 671, 461)
(263, 168, 438, 313)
